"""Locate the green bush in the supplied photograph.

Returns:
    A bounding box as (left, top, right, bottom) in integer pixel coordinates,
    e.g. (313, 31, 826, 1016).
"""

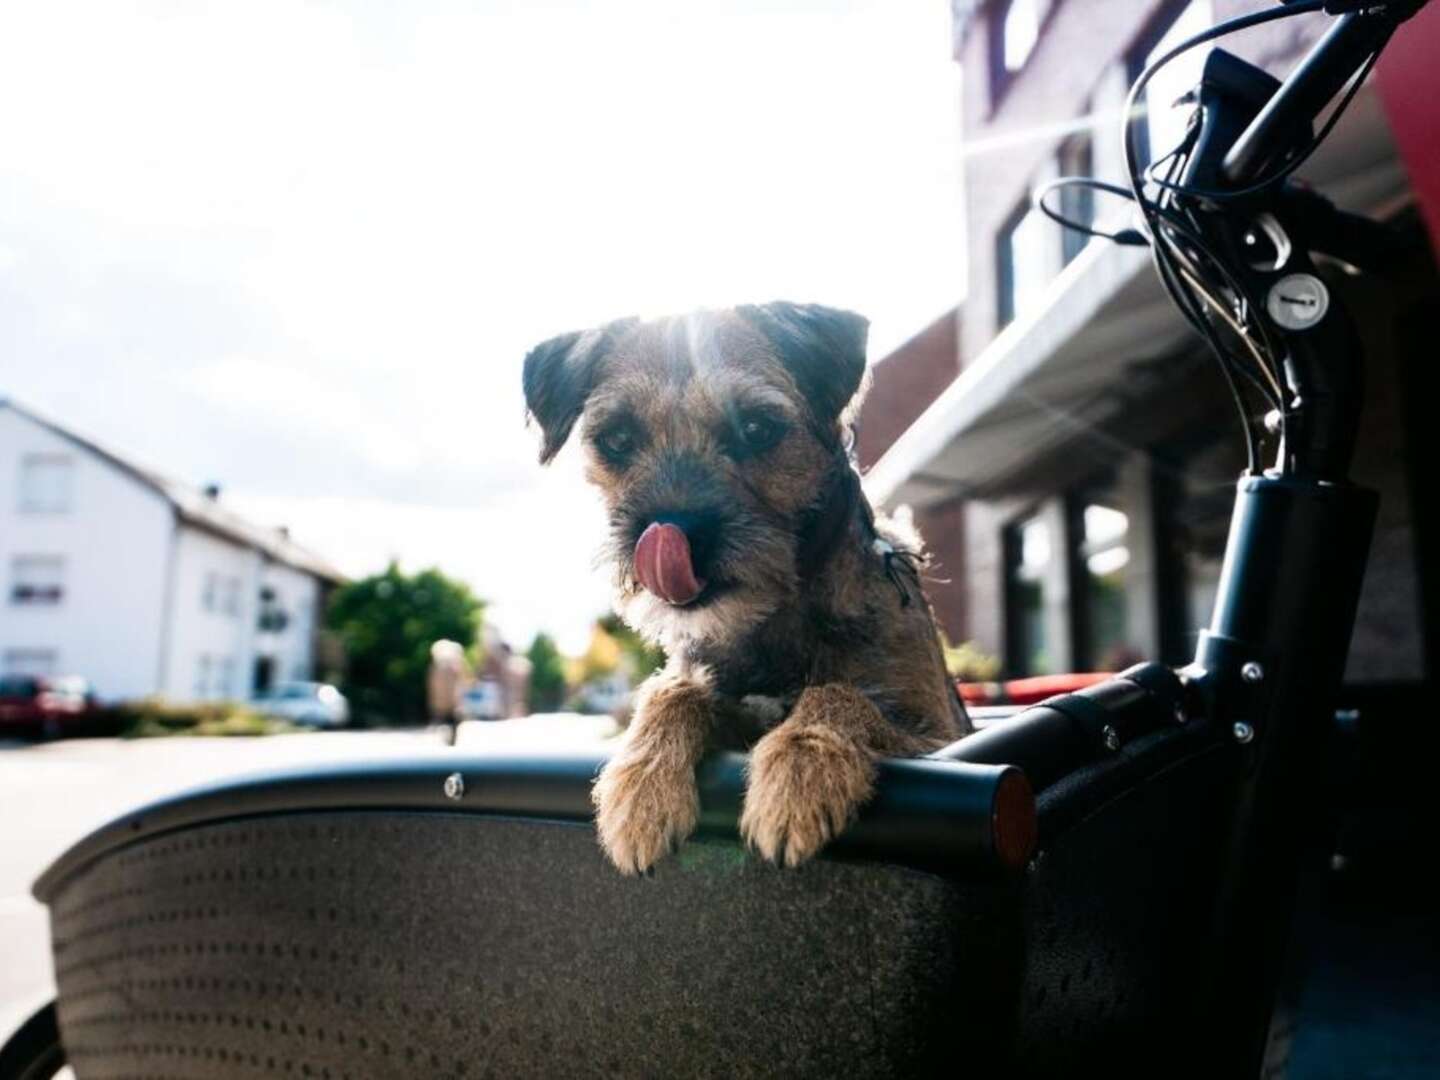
(326, 562, 485, 724)
(108, 698, 298, 739)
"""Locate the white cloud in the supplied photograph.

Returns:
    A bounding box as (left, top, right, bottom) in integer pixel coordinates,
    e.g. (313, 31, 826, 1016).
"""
(2, 0, 965, 657)
(227, 469, 611, 656)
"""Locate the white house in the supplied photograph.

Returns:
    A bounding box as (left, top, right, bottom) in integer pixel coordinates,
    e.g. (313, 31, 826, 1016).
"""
(0, 398, 345, 703)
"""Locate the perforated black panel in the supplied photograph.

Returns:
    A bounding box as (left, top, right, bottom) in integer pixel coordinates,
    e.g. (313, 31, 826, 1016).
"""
(1013, 743, 1238, 1073)
(48, 814, 1020, 1079)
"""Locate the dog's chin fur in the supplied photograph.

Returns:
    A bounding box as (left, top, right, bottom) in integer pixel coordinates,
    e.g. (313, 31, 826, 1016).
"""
(601, 509, 801, 653)
(616, 585, 781, 652)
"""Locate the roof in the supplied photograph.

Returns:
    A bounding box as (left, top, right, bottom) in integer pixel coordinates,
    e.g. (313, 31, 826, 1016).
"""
(0, 397, 347, 584)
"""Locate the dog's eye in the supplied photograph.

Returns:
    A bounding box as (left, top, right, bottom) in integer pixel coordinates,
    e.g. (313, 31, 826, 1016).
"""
(595, 423, 639, 464)
(731, 412, 786, 457)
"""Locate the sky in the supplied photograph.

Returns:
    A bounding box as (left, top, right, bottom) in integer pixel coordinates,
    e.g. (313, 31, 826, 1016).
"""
(0, 0, 964, 654)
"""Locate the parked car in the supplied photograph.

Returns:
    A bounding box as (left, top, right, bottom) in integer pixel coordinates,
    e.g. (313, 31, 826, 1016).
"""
(250, 681, 349, 728)
(0, 675, 95, 739)
(458, 679, 505, 721)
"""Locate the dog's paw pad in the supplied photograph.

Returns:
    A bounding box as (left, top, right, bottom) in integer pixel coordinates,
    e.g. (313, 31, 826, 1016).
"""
(740, 726, 874, 868)
(592, 754, 699, 875)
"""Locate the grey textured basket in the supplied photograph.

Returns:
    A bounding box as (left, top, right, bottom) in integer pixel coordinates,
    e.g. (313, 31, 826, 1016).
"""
(36, 678, 1240, 1078)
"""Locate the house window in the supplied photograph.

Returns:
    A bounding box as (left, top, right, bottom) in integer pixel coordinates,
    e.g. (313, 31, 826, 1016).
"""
(222, 576, 241, 616)
(18, 454, 73, 513)
(11, 555, 65, 606)
(217, 656, 234, 699)
(3, 648, 58, 677)
(996, 199, 1051, 329)
(1005, 513, 1058, 676)
(1127, 0, 1212, 170)
(204, 573, 242, 616)
(1057, 130, 1095, 267)
(194, 654, 212, 699)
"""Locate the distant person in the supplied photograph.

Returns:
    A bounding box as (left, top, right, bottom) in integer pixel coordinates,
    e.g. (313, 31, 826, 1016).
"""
(426, 639, 470, 746)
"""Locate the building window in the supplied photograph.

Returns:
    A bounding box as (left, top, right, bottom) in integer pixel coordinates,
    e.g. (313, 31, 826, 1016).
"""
(1156, 431, 1243, 663)
(3, 648, 58, 677)
(1005, 513, 1058, 676)
(204, 573, 242, 616)
(18, 454, 73, 513)
(217, 656, 234, 699)
(988, 0, 1050, 105)
(996, 199, 1051, 329)
(11, 555, 65, 606)
(1127, 0, 1212, 170)
(194, 654, 212, 699)
(1073, 498, 1134, 670)
(1057, 130, 1095, 267)
(222, 576, 241, 616)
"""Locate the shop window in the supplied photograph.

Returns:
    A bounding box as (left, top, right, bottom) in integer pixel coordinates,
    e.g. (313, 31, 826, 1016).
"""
(1074, 499, 1134, 670)
(1005, 512, 1058, 676)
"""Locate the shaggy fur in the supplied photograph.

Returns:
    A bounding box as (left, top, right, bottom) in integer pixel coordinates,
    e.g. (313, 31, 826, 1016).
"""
(523, 302, 969, 873)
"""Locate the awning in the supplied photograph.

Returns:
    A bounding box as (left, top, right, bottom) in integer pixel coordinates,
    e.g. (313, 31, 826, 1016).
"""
(864, 87, 1412, 512)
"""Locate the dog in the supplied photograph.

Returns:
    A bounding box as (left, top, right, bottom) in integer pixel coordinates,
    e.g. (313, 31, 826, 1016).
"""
(522, 301, 970, 874)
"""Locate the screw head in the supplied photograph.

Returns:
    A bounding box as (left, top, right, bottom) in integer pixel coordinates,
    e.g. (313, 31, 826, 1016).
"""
(1102, 726, 1121, 752)
(443, 772, 465, 800)
(1241, 661, 1264, 684)
(1233, 721, 1255, 744)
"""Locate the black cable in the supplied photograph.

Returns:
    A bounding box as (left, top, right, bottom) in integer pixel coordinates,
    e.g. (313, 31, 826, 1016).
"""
(1121, 0, 1332, 473)
(1033, 177, 1149, 246)
(1153, 117, 1285, 405)
(1153, 143, 1267, 471)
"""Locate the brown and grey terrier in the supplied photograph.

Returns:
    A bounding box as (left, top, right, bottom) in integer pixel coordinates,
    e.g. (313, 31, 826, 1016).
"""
(523, 301, 970, 874)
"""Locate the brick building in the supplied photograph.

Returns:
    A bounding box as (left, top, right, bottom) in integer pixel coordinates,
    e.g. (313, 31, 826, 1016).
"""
(854, 309, 966, 638)
(861, 0, 1439, 691)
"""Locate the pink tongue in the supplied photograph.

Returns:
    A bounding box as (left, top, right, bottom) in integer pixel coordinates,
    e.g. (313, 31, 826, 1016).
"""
(634, 522, 706, 606)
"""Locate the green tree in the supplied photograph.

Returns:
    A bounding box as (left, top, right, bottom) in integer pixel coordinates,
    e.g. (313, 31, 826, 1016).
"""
(597, 613, 666, 684)
(526, 632, 568, 713)
(326, 562, 484, 724)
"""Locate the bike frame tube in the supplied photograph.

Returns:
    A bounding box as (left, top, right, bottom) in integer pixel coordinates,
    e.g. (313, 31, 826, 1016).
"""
(1170, 4, 1426, 1068)
(1191, 475, 1377, 1071)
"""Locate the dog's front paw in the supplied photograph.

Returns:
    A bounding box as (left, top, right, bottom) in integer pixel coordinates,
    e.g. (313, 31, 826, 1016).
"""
(592, 752, 700, 875)
(740, 722, 876, 868)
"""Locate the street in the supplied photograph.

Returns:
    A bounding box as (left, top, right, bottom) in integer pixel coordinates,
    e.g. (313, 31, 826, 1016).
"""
(0, 716, 619, 1045)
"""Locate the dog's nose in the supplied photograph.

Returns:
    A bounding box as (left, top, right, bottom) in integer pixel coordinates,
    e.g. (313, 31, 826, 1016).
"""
(649, 508, 724, 579)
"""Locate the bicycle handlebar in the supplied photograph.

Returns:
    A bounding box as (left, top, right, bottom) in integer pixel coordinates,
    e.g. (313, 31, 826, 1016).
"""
(1222, 3, 1424, 187)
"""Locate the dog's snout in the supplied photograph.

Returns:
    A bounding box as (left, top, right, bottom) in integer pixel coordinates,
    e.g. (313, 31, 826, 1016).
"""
(648, 508, 724, 578)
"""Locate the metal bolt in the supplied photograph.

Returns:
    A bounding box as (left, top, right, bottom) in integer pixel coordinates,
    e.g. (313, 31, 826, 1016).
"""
(443, 772, 465, 801)
(1241, 661, 1264, 684)
(1233, 721, 1255, 744)
(1102, 726, 1121, 752)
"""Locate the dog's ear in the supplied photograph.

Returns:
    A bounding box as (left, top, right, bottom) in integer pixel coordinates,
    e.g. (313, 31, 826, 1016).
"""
(522, 319, 634, 464)
(738, 301, 869, 423)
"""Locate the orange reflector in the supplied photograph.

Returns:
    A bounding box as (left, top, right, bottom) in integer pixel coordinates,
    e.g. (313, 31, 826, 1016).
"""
(992, 769, 1038, 870)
